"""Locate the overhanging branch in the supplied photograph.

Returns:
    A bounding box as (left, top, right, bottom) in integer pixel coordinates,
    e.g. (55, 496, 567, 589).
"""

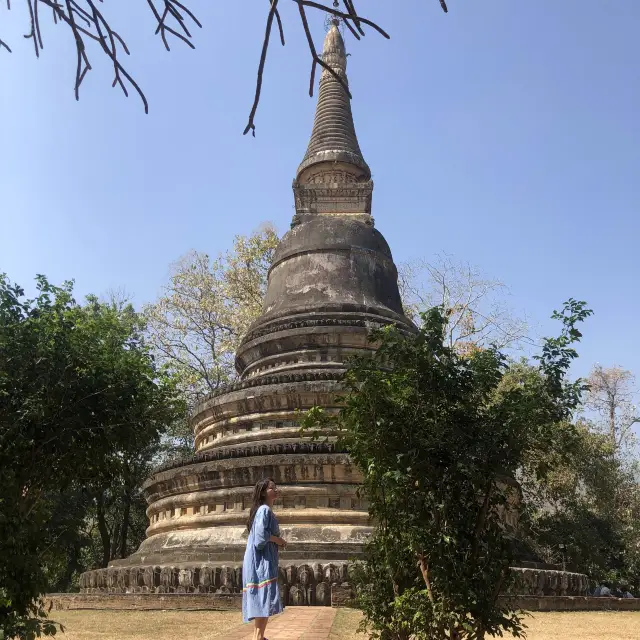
(1, 1, 450, 124)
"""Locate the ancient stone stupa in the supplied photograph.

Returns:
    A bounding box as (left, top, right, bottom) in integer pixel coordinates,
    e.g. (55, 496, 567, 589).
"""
(80, 21, 414, 605)
(80, 21, 588, 604)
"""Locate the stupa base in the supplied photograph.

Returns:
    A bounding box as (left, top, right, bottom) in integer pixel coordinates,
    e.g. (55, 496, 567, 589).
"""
(79, 561, 589, 606)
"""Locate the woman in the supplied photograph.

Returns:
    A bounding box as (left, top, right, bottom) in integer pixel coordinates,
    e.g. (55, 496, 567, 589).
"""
(242, 478, 287, 640)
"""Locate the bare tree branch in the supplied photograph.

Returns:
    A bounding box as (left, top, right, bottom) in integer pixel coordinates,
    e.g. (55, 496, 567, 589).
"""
(398, 254, 529, 353)
(342, 1, 364, 37)
(2, 0, 202, 112)
(144, 227, 279, 408)
(272, 0, 285, 46)
(243, 0, 283, 136)
(297, 1, 351, 99)
(2, 1, 449, 125)
(585, 365, 639, 456)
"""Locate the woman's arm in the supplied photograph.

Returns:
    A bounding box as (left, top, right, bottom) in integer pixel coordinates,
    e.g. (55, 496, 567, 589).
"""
(253, 507, 271, 550)
(269, 535, 286, 547)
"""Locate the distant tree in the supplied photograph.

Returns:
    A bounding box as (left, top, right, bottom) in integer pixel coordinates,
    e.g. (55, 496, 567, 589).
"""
(531, 476, 640, 591)
(144, 224, 279, 410)
(0, 1, 449, 129)
(303, 299, 592, 640)
(584, 365, 639, 456)
(0, 275, 183, 638)
(505, 362, 640, 590)
(42, 443, 156, 589)
(521, 418, 636, 583)
(398, 255, 529, 354)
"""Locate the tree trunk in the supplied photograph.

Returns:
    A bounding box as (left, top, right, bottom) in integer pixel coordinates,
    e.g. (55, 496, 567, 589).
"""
(110, 521, 120, 561)
(609, 401, 616, 452)
(96, 492, 111, 568)
(119, 488, 131, 559)
(417, 554, 434, 603)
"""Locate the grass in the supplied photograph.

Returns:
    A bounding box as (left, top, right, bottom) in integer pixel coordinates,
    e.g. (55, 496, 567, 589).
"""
(50, 608, 640, 640)
(51, 610, 243, 640)
(331, 608, 640, 640)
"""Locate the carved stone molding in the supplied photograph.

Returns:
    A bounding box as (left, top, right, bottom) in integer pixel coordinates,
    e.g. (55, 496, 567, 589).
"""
(509, 567, 589, 597)
(152, 441, 342, 475)
(79, 562, 351, 607)
(194, 370, 345, 407)
(243, 317, 371, 345)
(79, 563, 589, 603)
(304, 170, 359, 185)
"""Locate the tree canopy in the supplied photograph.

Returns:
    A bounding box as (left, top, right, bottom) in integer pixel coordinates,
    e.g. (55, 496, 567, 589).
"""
(144, 225, 279, 408)
(0, 274, 183, 639)
(303, 299, 592, 640)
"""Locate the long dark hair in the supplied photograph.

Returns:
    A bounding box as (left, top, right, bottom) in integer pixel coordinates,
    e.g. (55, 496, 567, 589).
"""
(246, 477, 274, 533)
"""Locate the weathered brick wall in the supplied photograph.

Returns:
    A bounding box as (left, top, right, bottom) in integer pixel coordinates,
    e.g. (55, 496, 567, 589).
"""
(46, 593, 242, 611)
(47, 592, 640, 612)
(330, 584, 354, 608)
(503, 596, 640, 612)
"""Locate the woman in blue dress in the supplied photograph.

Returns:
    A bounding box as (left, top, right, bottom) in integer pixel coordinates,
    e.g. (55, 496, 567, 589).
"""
(243, 478, 287, 639)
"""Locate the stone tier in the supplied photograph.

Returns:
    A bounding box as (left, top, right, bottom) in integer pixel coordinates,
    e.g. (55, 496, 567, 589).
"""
(79, 563, 589, 603)
(250, 217, 410, 345)
(135, 446, 368, 564)
(153, 441, 340, 476)
(234, 311, 405, 388)
(192, 372, 345, 454)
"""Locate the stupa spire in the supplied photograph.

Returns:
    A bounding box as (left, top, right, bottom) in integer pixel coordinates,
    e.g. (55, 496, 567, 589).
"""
(296, 20, 370, 180)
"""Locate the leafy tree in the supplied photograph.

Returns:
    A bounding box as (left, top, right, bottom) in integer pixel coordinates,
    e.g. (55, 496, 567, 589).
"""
(81, 440, 162, 570)
(303, 299, 591, 640)
(525, 418, 640, 589)
(144, 225, 279, 409)
(0, 2, 449, 128)
(0, 275, 183, 638)
(520, 363, 640, 590)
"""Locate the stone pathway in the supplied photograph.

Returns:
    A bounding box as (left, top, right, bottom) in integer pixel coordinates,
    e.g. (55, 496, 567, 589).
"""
(220, 607, 337, 640)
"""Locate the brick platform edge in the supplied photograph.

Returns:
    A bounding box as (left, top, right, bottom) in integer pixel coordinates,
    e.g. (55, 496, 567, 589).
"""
(503, 596, 640, 611)
(45, 593, 242, 611)
(45, 593, 640, 612)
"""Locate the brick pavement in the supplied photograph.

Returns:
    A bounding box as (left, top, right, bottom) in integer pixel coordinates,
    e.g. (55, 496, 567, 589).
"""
(219, 607, 337, 640)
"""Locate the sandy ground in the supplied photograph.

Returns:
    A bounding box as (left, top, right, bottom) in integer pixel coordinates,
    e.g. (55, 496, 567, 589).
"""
(51, 608, 640, 640)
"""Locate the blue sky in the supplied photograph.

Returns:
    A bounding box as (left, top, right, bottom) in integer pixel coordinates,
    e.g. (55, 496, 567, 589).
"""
(1, 0, 639, 388)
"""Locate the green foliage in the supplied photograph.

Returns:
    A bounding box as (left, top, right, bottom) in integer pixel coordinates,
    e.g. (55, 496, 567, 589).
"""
(526, 420, 640, 589)
(0, 274, 184, 638)
(0, 592, 60, 640)
(303, 300, 591, 640)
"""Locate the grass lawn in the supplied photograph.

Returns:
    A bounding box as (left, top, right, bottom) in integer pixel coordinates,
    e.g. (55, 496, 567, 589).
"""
(51, 608, 640, 640)
(331, 609, 640, 640)
(51, 610, 243, 640)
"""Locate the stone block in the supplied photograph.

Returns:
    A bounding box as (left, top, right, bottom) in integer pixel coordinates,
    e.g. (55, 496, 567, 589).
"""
(331, 584, 354, 608)
(316, 582, 331, 607)
(289, 585, 305, 606)
(298, 564, 313, 588)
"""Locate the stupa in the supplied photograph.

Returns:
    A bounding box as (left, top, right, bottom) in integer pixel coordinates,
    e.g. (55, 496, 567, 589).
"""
(79, 21, 589, 604)
(80, 21, 413, 605)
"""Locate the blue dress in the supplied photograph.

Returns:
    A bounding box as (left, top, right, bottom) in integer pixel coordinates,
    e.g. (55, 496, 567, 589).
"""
(242, 504, 284, 622)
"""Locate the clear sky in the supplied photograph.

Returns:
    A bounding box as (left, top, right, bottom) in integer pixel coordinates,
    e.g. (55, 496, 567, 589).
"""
(1, 1, 639, 389)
